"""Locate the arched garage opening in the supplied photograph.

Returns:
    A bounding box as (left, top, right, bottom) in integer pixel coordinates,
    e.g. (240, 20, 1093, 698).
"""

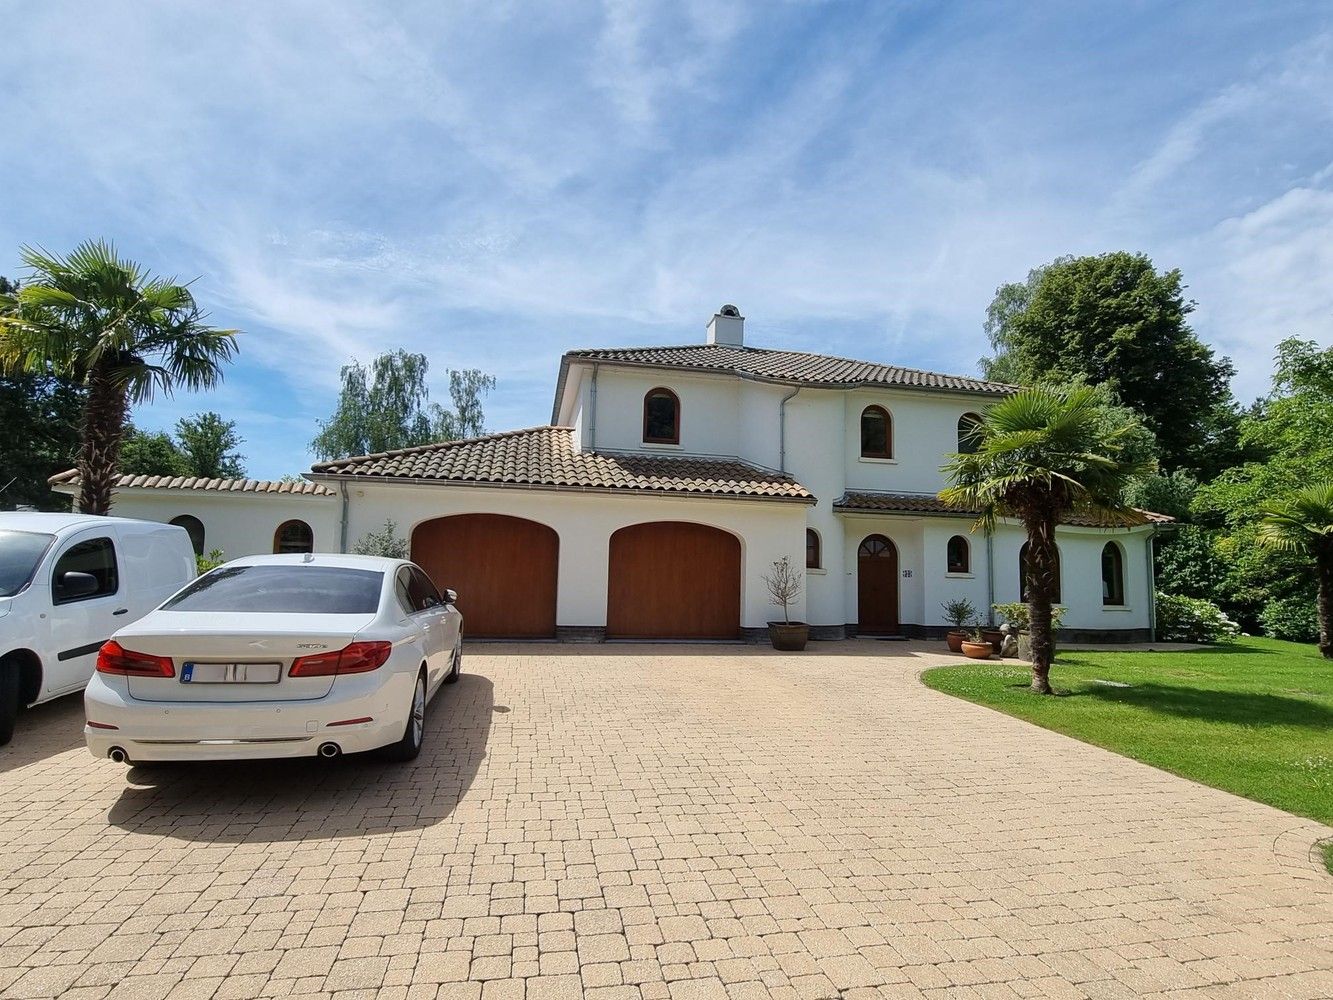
(411, 514, 558, 638)
(607, 521, 741, 640)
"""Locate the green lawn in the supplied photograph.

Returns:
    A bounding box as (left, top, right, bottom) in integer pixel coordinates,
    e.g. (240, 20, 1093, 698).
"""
(922, 637, 1333, 828)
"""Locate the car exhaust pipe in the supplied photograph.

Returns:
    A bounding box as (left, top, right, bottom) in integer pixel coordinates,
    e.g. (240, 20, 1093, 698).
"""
(317, 742, 341, 759)
(108, 747, 129, 764)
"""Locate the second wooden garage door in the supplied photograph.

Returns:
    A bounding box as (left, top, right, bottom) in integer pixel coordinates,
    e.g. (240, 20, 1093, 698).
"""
(607, 521, 741, 639)
(411, 514, 558, 638)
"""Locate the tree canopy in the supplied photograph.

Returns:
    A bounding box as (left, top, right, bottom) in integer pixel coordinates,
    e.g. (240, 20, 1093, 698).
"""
(175, 411, 245, 478)
(1191, 337, 1333, 632)
(0, 276, 86, 510)
(981, 252, 1237, 476)
(311, 350, 495, 461)
(0, 241, 237, 513)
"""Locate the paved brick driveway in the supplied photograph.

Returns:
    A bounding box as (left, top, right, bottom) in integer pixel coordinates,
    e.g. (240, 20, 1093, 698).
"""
(1, 642, 1331, 1000)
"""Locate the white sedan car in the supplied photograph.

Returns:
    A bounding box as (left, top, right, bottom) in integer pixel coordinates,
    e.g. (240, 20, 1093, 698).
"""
(84, 554, 462, 764)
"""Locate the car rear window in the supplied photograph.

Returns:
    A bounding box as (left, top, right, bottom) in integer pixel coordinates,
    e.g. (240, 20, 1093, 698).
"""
(161, 565, 383, 614)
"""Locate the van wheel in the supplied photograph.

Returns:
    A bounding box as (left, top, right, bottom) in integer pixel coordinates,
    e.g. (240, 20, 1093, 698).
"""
(382, 672, 426, 763)
(0, 660, 20, 747)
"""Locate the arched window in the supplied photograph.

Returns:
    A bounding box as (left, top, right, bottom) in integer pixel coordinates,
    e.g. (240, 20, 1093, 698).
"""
(805, 529, 821, 569)
(946, 535, 969, 574)
(170, 515, 205, 556)
(1101, 542, 1125, 606)
(643, 388, 680, 444)
(957, 412, 983, 454)
(1019, 542, 1061, 603)
(860, 405, 892, 458)
(274, 519, 314, 554)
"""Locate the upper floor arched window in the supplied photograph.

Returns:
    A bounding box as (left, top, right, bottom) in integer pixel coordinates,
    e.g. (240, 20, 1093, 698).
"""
(806, 529, 821, 569)
(274, 519, 314, 554)
(643, 387, 680, 445)
(1019, 541, 1061, 603)
(946, 535, 969, 574)
(1101, 542, 1125, 606)
(170, 515, 205, 556)
(860, 405, 892, 459)
(957, 412, 983, 454)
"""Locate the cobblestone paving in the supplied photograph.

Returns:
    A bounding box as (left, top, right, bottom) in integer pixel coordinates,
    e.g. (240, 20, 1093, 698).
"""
(1, 642, 1331, 999)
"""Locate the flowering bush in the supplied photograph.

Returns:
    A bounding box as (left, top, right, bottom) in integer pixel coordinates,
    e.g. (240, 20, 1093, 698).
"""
(1155, 593, 1241, 643)
(1259, 595, 1320, 643)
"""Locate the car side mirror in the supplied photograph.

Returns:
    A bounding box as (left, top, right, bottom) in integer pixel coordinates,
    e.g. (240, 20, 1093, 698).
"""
(57, 571, 99, 599)
(445, 589, 458, 604)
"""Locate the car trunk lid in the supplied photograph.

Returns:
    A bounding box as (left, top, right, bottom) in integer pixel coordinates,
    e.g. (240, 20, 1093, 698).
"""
(119, 612, 375, 702)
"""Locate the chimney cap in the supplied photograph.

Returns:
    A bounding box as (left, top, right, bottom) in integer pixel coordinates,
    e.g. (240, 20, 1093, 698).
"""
(718, 303, 741, 317)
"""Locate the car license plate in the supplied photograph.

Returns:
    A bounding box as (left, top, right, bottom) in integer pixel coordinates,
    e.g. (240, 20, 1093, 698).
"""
(180, 662, 282, 684)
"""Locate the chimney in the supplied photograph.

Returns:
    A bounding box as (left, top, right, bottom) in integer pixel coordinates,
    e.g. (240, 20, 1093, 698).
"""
(706, 304, 744, 347)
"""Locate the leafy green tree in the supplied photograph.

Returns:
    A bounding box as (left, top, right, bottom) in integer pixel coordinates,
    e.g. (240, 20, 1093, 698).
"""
(175, 411, 245, 478)
(981, 252, 1238, 476)
(1194, 338, 1333, 630)
(0, 242, 237, 514)
(940, 385, 1154, 693)
(1258, 482, 1333, 658)
(311, 350, 495, 460)
(0, 275, 87, 510)
(119, 426, 191, 477)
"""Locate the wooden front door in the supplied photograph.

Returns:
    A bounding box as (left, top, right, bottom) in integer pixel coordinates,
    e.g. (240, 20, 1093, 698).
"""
(607, 522, 741, 639)
(411, 514, 558, 638)
(857, 534, 899, 634)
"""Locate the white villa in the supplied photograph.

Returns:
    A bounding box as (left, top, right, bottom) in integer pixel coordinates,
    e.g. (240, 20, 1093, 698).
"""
(53, 307, 1170, 642)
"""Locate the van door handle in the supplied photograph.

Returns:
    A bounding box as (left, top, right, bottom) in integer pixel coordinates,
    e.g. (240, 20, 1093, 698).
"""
(112, 608, 129, 616)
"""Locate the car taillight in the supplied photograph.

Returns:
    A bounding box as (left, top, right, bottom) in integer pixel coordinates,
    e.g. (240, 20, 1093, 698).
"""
(289, 641, 392, 677)
(96, 641, 175, 677)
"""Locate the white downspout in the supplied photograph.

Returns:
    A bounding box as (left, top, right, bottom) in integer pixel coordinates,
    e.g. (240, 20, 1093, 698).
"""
(589, 364, 599, 452)
(779, 386, 802, 473)
(1147, 525, 1160, 642)
(338, 481, 350, 554)
(985, 529, 995, 626)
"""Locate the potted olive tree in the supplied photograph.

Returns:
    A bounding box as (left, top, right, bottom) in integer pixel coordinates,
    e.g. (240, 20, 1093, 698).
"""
(764, 556, 809, 650)
(941, 599, 978, 653)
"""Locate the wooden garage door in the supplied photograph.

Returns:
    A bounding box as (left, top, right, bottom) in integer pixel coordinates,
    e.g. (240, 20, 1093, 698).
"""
(411, 514, 558, 638)
(607, 522, 741, 639)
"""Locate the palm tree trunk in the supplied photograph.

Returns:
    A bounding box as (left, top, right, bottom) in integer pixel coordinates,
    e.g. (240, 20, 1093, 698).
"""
(1317, 546, 1333, 660)
(1024, 513, 1059, 694)
(77, 366, 128, 515)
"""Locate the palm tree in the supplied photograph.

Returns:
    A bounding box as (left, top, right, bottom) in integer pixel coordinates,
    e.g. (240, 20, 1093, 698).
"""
(1259, 481, 1333, 659)
(0, 242, 237, 514)
(940, 385, 1154, 694)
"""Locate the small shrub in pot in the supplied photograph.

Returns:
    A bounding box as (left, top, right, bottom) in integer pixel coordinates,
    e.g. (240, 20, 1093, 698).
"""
(941, 598, 977, 653)
(763, 556, 809, 651)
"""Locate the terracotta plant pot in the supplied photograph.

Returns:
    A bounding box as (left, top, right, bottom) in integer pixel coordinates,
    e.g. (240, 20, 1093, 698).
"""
(981, 628, 1003, 653)
(961, 640, 993, 660)
(946, 630, 967, 653)
(768, 622, 809, 651)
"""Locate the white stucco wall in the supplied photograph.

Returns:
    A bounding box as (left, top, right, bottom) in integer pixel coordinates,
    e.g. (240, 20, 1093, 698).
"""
(68, 489, 341, 561)
(341, 481, 810, 629)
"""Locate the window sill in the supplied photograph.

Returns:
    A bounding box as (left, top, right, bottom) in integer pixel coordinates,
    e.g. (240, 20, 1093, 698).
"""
(858, 456, 898, 465)
(1102, 605, 1134, 612)
(806, 567, 827, 576)
(641, 441, 683, 450)
(944, 572, 974, 579)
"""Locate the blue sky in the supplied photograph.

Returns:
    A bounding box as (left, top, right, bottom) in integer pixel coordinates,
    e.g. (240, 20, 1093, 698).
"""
(3, 2, 1331, 478)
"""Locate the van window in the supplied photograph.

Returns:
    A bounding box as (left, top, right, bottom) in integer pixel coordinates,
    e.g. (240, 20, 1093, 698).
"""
(52, 537, 119, 604)
(0, 530, 54, 597)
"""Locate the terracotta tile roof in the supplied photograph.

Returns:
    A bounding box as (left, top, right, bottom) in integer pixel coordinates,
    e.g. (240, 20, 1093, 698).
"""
(555, 345, 1015, 419)
(833, 491, 1174, 527)
(48, 469, 335, 497)
(309, 426, 815, 503)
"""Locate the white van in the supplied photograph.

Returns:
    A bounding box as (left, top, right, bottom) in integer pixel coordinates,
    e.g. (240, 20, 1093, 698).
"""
(0, 513, 196, 745)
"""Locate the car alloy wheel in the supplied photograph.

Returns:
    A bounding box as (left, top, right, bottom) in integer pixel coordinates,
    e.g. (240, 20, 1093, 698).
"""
(411, 676, 425, 748)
